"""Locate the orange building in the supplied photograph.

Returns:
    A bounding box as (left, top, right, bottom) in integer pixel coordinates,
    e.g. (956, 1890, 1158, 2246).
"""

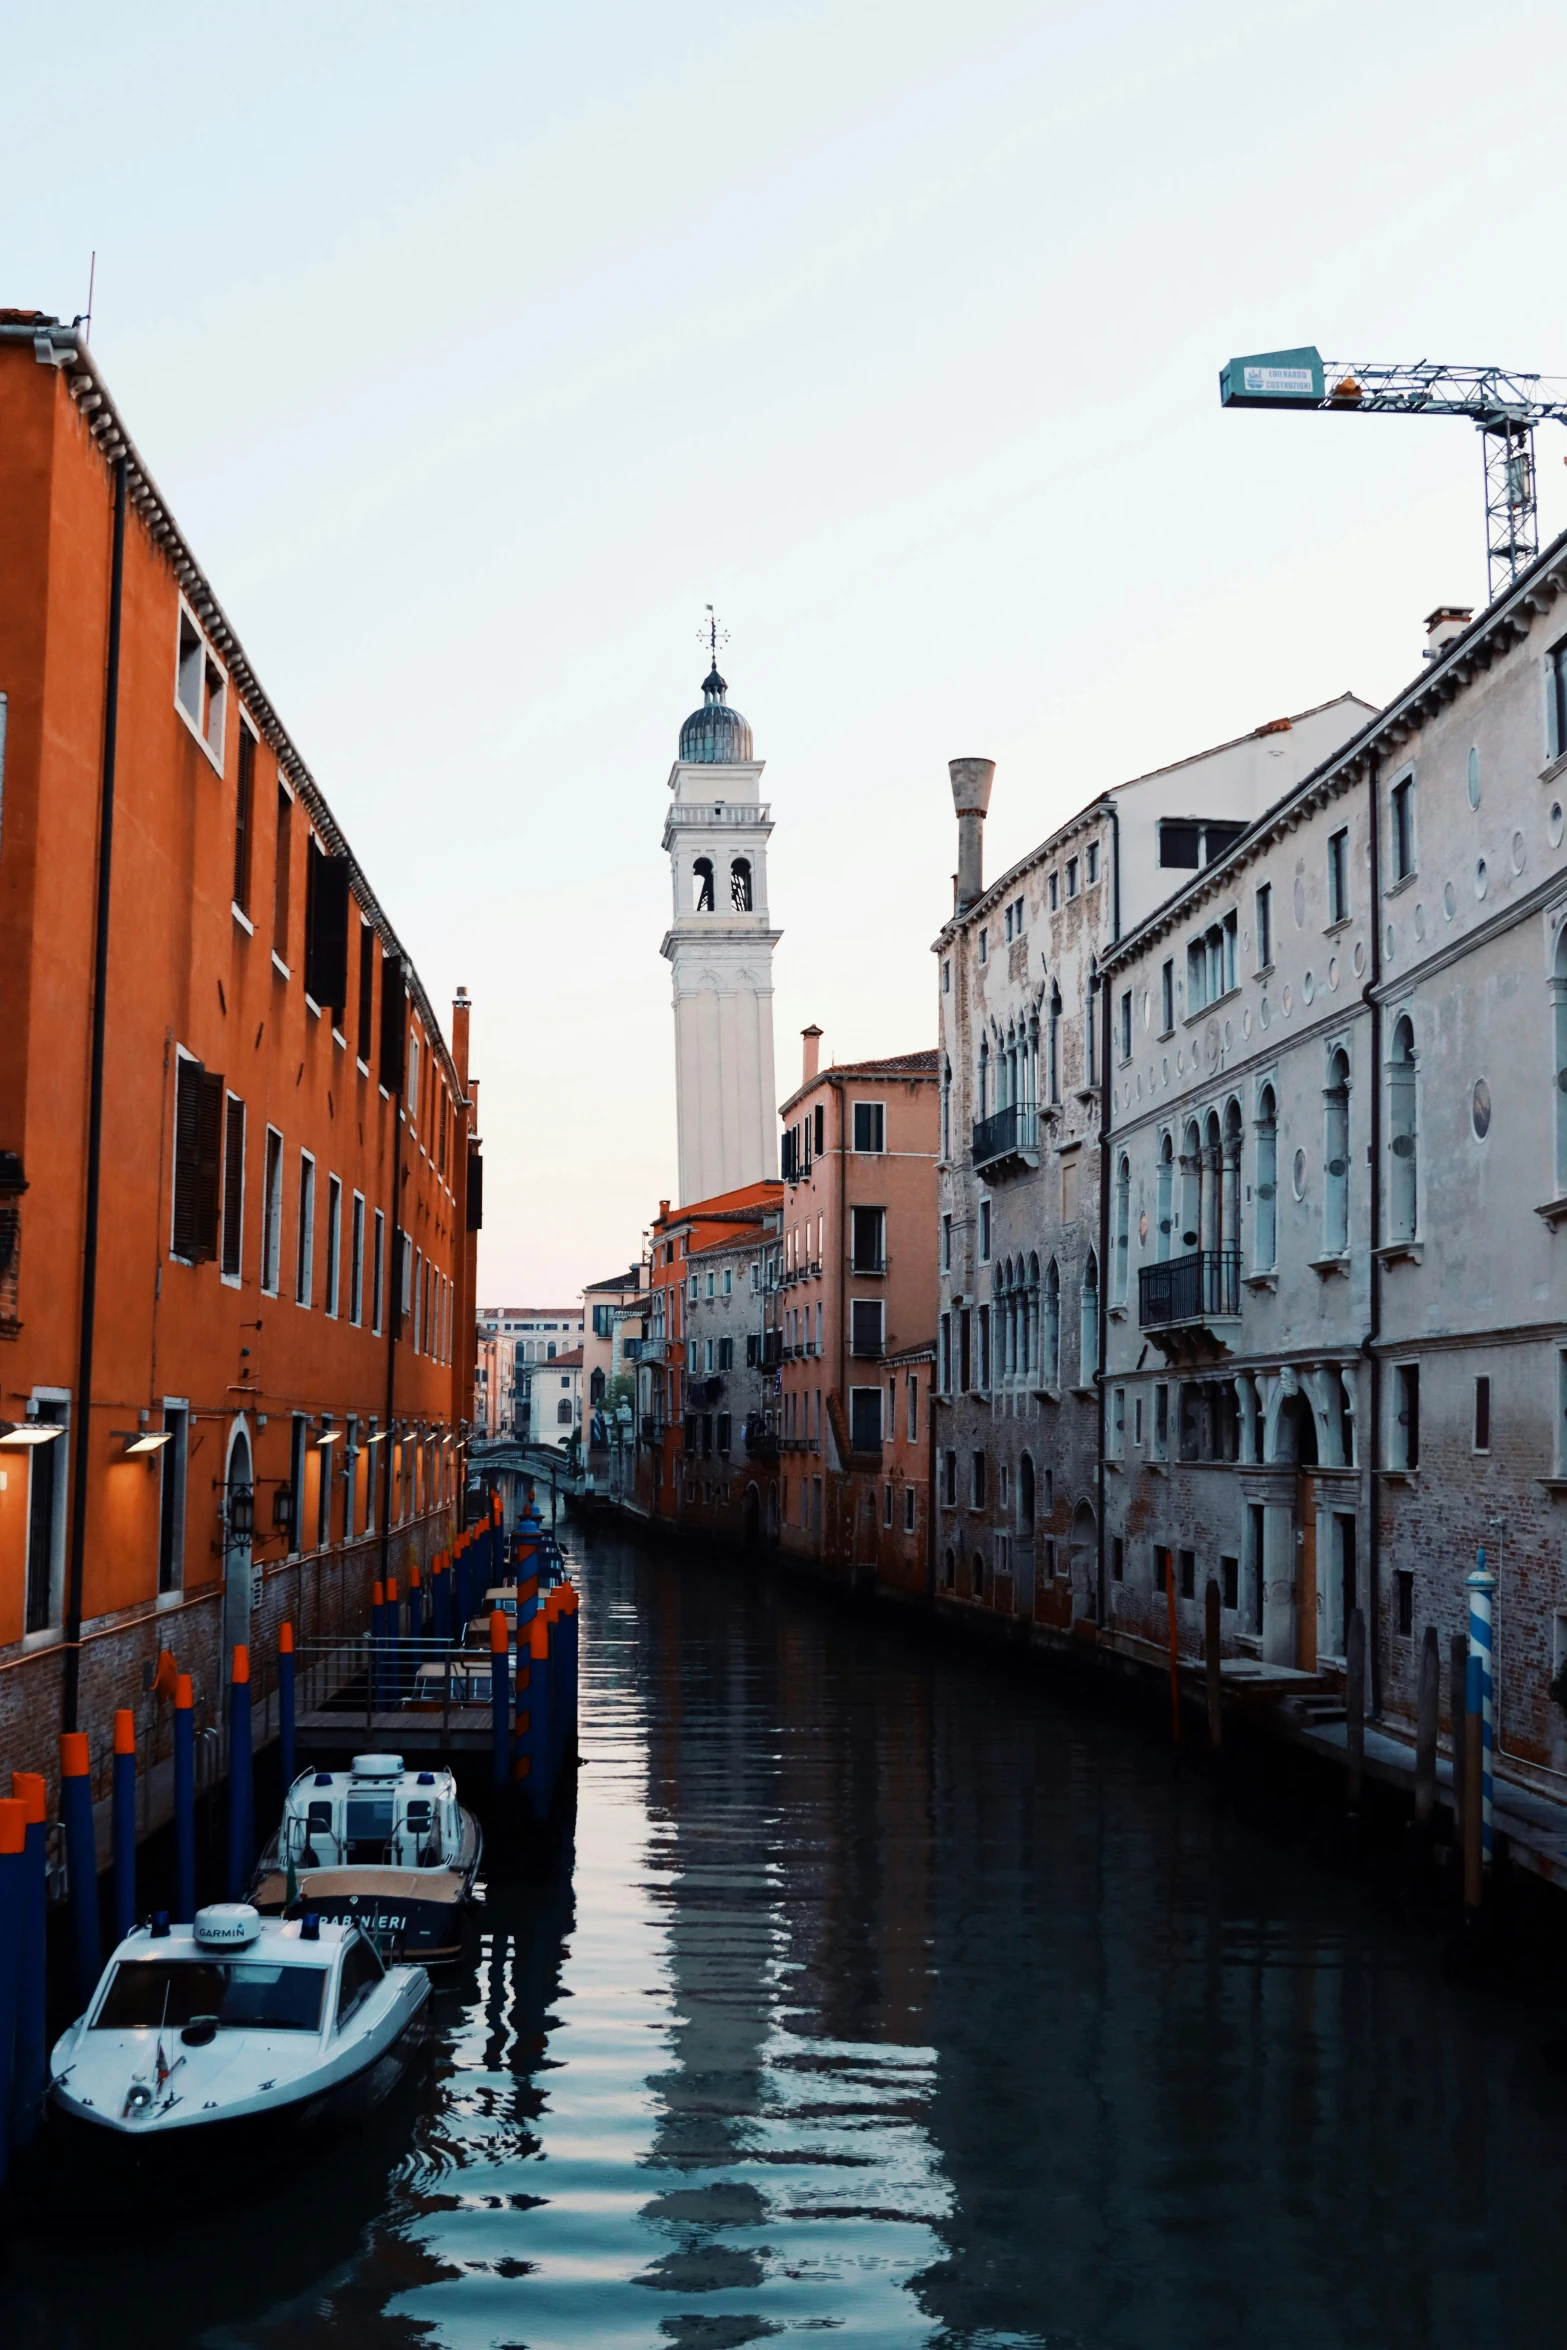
(772, 1032, 938, 1584)
(0, 313, 479, 1804)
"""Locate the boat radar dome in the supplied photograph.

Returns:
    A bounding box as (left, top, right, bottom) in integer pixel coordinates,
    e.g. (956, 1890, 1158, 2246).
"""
(193, 1902, 261, 1949)
(351, 1753, 404, 1778)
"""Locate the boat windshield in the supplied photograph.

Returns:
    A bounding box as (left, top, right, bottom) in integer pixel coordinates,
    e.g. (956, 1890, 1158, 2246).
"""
(93, 1959, 327, 2032)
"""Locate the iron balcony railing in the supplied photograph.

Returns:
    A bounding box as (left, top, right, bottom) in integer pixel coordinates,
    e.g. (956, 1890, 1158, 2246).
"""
(972, 1101, 1039, 1169)
(1138, 1248, 1241, 1330)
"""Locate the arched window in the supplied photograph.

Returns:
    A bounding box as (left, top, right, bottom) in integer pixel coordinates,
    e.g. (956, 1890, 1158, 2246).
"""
(978, 1037, 990, 1121)
(1018, 1452, 1035, 1534)
(1157, 1132, 1174, 1262)
(1222, 1098, 1243, 1258)
(1025, 1251, 1039, 1376)
(1389, 1015, 1417, 1242)
(693, 857, 714, 912)
(1180, 1120, 1202, 1253)
(1255, 1085, 1278, 1270)
(1048, 983, 1062, 1104)
(1114, 1153, 1130, 1304)
(973, 1551, 986, 1599)
(1324, 1047, 1351, 1257)
(941, 1058, 952, 1161)
(1044, 1257, 1061, 1387)
(589, 1367, 606, 1405)
(1080, 1248, 1099, 1382)
(730, 857, 753, 912)
(1554, 928, 1567, 1187)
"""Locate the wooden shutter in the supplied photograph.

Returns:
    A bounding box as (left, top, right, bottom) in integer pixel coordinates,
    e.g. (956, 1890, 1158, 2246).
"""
(466, 1144, 484, 1231)
(305, 843, 351, 1012)
(357, 924, 375, 1062)
(194, 1070, 224, 1260)
(172, 1057, 202, 1259)
(379, 954, 407, 1092)
(221, 1095, 245, 1277)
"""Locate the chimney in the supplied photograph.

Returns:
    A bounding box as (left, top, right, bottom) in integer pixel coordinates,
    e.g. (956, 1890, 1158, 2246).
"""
(949, 758, 995, 915)
(1423, 605, 1472, 662)
(801, 1025, 822, 1084)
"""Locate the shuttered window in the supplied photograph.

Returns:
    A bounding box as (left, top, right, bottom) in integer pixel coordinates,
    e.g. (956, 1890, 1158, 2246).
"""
(357, 923, 376, 1064)
(234, 727, 255, 913)
(220, 1095, 245, 1279)
(379, 954, 407, 1092)
(304, 840, 350, 1012)
(172, 1054, 223, 1263)
(273, 784, 291, 962)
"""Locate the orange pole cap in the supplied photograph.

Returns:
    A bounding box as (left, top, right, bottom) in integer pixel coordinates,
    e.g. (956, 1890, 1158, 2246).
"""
(529, 1616, 549, 1662)
(279, 1620, 294, 1654)
(386, 1576, 399, 1604)
(232, 1644, 250, 1685)
(372, 1579, 385, 1607)
(60, 1731, 90, 1779)
(114, 1708, 136, 1756)
(0, 1798, 25, 1856)
(410, 1563, 421, 1589)
(175, 1673, 194, 1710)
(489, 1609, 510, 1656)
(12, 1771, 46, 1825)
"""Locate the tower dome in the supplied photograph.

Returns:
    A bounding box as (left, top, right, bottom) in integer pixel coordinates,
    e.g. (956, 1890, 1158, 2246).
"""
(679, 666, 753, 763)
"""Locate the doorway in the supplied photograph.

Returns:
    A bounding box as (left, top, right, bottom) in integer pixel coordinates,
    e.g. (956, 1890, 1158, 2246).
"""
(223, 1422, 255, 1660)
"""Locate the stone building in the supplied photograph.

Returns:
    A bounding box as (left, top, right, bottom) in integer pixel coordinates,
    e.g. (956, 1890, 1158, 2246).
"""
(473, 1305, 584, 1436)
(931, 698, 1374, 1628)
(1099, 542, 1567, 1784)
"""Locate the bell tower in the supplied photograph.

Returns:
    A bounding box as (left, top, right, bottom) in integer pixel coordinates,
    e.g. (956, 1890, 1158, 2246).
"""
(661, 630, 780, 1205)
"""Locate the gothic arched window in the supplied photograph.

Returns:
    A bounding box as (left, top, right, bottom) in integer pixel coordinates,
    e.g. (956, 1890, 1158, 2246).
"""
(693, 857, 715, 912)
(1324, 1047, 1351, 1257)
(1389, 1015, 1417, 1242)
(1080, 1247, 1099, 1382)
(730, 858, 753, 912)
(1255, 1085, 1278, 1270)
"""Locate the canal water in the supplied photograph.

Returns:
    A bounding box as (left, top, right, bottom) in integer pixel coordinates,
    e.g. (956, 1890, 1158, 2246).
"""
(7, 1518, 1567, 2349)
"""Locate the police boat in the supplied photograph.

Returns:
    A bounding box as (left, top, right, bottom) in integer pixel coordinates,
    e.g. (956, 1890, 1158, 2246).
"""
(49, 1902, 430, 2155)
(250, 1753, 481, 1963)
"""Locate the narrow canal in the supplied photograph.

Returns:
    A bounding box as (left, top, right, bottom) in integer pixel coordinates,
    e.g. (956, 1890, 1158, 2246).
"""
(8, 1517, 1567, 2348)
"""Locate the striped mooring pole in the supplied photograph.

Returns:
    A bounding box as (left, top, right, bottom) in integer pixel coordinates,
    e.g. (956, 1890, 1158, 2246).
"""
(112, 1707, 138, 1942)
(173, 1673, 196, 1923)
(11, 1772, 48, 2149)
(279, 1621, 297, 1794)
(59, 1731, 101, 2008)
(1466, 1548, 1497, 1902)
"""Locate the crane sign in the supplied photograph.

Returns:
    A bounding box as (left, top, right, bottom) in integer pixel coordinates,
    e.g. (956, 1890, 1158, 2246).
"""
(1221, 346, 1567, 604)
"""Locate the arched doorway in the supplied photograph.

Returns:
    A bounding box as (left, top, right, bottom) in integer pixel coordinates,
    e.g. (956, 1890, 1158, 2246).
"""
(1271, 1391, 1320, 1669)
(223, 1420, 255, 1659)
(1069, 1498, 1097, 1623)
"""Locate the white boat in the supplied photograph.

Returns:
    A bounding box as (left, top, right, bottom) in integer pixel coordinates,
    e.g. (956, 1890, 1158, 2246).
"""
(49, 1903, 429, 2159)
(251, 1754, 481, 1963)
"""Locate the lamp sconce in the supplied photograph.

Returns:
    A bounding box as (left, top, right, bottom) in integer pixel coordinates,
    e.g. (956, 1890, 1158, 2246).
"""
(112, 1428, 172, 1459)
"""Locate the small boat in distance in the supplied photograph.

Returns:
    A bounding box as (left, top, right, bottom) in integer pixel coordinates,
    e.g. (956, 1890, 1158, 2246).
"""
(251, 1755, 481, 1963)
(50, 1904, 430, 2159)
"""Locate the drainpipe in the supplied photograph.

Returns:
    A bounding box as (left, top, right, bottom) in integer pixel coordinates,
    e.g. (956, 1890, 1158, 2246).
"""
(1362, 753, 1383, 1717)
(63, 451, 128, 1736)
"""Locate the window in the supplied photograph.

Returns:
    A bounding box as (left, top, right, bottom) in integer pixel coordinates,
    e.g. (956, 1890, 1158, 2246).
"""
(1396, 1570, 1414, 1639)
(172, 1053, 223, 1264)
(977, 1303, 991, 1389)
(1118, 991, 1132, 1061)
(324, 1176, 342, 1316)
(1153, 1383, 1169, 1460)
(1255, 1085, 1278, 1271)
(851, 1299, 885, 1357)
(335, 1932, 385, 2030)
(273, 783, 292, 964)
(1327, 827, 1349, 925)
(939, 1312, 952, 1393)
(1221, 1554, 1239, 1612)
(850, 1388, 883, 1450)
(175, 606, 226, 764)
(971, 1451, 986, 1508)
(1086, 841, 1099, 885)
(1048, 983, 1062, 1102)
(1179, 1548, 1196, 1600)
(1159, 822, 1200, 870)
(372, 1209, 385, 1335)
(234, 724, 256, 913)
(296, 1154, 316, 1305)
(903, 1486, 916, 1533)
(978, 1199, 991, 1263)
(730, 857, 752, 911)
(943, 959, 951, 993)
(978, 931, 988, 964)
(852, 1207, 886, 1272)
(1393, 1362, 1420, 1471)
(1086, 977, 1098, 1086)
(557, 1398, 573, 1425)
(220, 1095, 245, 1281)
(1324, 1047, 1351, 1257)
(1255, 882, 1273, 971)
(356, 923, 376, 1064)
(1049, 871, 1059, 912)
(941, 1213, 952, 1273)
(1549, 636, 1567, 761)
(261, 1128, 284, 1294)
(940, 1061, 951, 1160)
(943, 1449, 957, 1507)
(23, 1398, 67, 1634)
(1390, 772, 1416, 882)
(853, 1101, 885, 1153)
(1388, 1016, 1417, 1243)
(1154, 1544, 1171, 1594)
(1042, 1258, 1060, 1387)
(1186, 911, 1238, 1012)
(717, 1412, 732, 1453)
(907, 1373, 919, 1441)
(1066, 856, 1079, 899)
(1474, 1375, 1491, 1453)
(1160, 959, 1174, 1034)
(157, 1404, 188, 1595)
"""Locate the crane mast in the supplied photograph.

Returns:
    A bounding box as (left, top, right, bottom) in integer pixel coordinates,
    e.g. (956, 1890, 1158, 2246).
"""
(1221, 347, 1567, 603)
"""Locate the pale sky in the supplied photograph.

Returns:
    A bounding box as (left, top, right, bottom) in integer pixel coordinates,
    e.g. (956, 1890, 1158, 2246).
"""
(12, 0, 1567, 1302)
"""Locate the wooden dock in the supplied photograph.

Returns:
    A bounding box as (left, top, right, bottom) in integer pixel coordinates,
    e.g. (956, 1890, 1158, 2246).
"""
(295, 1707, 495, 1757)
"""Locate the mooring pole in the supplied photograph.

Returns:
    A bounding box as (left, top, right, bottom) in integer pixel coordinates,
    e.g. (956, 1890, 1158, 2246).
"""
(1346, 1609, 1366, 1816)
(1450, 1631, 1468, 1856)
(1464, 1550, 1497, 1912)
(1166, 1558, 1181, 1746)
(1414, 1626, 1439, 1830)
(1204, 1579, 1222, 1750)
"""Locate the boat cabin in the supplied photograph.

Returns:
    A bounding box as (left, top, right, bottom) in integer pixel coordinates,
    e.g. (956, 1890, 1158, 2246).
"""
(281, 1755, 462, 1870)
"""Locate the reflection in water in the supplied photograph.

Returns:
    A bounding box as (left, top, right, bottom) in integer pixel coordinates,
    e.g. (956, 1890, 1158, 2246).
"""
(7, 1520, 1567, 2348)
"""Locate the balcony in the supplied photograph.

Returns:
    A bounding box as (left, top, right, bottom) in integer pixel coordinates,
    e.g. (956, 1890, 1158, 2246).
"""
(1138, 1250, 1241, 1348)
(972, 1101, 1041, 1176)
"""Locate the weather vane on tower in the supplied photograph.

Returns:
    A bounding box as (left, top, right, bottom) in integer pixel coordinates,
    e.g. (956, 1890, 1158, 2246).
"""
(698, 603, 729, 674)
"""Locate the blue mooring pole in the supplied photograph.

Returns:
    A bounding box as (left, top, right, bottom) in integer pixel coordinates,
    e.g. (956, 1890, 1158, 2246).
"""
(112, 1707, 137, 1942)
(489, 1610, 511, 1790)
(0, 1796, 27, 2187)
(528, 1608, 552, 1822)
(173, 1673, 196, 1922)
(279, 1622, 297, 1795)
(227, 1645, 253, 1901)
(433, 1561, 451, 1645)
(1468, 1550, 1497, 1876)
(59, 1731, 101, 2009)
(11, 1772, 48, 2149)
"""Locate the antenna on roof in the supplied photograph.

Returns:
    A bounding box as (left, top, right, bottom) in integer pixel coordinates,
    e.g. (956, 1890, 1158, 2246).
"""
(82, 251, 96, 346)
(698, 602, 729, 672)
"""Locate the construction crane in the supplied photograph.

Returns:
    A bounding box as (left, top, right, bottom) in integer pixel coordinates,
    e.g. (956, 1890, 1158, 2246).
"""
(1220, 346, 1567, 604)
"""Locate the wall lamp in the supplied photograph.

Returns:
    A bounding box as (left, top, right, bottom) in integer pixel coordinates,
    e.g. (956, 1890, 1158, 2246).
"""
(315, 1430, 341, 1449)
(113, 1429, 172, 1457)
(0, 1420, 65, 1448)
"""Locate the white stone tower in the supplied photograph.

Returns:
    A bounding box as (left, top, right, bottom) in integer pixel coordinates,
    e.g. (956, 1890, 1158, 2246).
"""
(661, 654, 780, 1205)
